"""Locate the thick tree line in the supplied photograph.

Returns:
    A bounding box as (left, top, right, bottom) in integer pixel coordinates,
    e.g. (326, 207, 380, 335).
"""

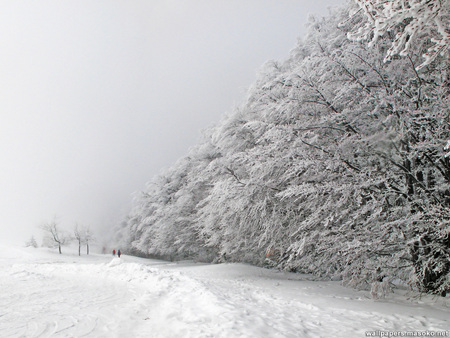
(115, 3, 449, 295)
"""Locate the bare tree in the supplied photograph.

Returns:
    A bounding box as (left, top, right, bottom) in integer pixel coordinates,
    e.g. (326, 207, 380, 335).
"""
(40, 218, 67, 254)
(84, 226, 94, 255)
(74, 223, 82, 256)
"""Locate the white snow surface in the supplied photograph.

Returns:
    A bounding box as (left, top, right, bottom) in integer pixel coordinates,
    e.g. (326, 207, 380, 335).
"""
(0, 245, 448, 338)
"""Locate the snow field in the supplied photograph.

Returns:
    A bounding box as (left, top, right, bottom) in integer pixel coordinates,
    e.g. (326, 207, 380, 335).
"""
(0, 245, 448, 337)
(168, 264, 449, 337)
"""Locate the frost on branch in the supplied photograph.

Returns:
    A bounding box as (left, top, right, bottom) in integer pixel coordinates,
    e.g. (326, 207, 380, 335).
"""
(344, 0, 450, 69)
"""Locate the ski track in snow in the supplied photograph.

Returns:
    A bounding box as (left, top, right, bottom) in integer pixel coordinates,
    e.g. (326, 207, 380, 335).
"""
(0, 246, 448, 338)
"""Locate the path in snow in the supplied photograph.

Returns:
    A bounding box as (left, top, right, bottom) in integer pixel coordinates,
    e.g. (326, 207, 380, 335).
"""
(0, 245, 448, 337)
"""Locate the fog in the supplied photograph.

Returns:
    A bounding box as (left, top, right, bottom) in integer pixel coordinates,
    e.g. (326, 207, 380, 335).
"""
(0, 0, 345, 245)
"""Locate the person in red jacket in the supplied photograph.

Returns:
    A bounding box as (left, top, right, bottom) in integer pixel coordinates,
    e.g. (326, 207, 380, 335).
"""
(112, 249, 116, 256)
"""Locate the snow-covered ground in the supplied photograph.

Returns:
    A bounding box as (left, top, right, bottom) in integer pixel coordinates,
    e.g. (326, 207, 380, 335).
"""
(0, 245, 448, 338)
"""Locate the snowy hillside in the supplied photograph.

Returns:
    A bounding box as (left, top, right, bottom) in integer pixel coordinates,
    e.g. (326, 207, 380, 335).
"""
(1, 245, 448, 337)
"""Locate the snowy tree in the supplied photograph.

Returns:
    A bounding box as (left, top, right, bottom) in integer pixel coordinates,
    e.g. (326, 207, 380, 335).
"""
(84, 226, 93, 255)
(25, 235, 38, 248)
(74, 224, 82, 256)
(40, 218, 68, 254)
(118, 141, 219, 261)
(74, 224, 94, 255)
(117, 3, 449, 296)
(345, 0, 450, 68)
(339, 0, 450, 294)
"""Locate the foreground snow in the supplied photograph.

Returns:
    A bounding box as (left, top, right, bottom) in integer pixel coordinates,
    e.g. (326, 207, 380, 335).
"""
(0, 245, 448, 337)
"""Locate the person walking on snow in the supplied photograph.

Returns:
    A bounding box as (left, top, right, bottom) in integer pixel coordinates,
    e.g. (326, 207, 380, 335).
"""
(112, 249, 116, 256)
(118, 250, 121, 258)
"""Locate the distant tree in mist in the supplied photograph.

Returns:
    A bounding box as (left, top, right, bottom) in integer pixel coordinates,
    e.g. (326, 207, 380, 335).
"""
(40, 218, 68, 254)
(84, 226, 93, 255)
(74, 224, 82, 256)
(25, 235, 38, 248)
(74, 224, 94, 255)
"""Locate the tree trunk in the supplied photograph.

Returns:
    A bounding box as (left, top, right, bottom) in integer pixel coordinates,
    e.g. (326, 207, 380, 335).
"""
(87, 242, 89, 255)
(58, 244, 62, 254)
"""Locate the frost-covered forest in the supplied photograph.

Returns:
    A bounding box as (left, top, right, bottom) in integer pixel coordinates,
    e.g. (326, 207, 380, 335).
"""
(114, 1, 450, 296)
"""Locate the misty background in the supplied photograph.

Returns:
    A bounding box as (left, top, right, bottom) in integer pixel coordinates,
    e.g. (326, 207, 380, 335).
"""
(0, 0, 344, 245)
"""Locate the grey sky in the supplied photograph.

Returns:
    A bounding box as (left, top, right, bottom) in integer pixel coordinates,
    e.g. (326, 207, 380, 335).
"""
(0, 0, 345, 245)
